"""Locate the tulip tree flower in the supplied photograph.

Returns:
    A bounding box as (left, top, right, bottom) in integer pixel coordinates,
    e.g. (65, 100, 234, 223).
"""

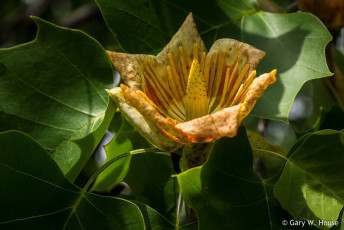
(106, 13, 276, 169)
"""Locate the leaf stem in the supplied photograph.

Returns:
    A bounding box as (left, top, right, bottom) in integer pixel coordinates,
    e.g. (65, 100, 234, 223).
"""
(176, 190, 184, 229)
(323, 78, 344, 111)
(83, 147, 160, 192)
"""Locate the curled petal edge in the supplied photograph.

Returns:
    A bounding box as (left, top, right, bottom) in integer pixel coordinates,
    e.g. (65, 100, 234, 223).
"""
(239, 69, 277, 123)
(106, 87, 182, 152)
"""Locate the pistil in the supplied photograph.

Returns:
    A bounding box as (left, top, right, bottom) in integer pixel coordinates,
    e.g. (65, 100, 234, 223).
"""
(184, 59, 208, 121)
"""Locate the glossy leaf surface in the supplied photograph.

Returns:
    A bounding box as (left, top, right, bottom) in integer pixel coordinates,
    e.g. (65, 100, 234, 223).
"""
(274, 130, 344, 230)
(0, 17, 115, 180)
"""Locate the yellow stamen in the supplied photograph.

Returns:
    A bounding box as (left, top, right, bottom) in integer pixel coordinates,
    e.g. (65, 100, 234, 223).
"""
(227, 64, 249, 104)
(231, 84, 244, 106)
(145, 60, 185, 115)
(204, 55, 211, 88)
(209, 50, 227, 109)
(232, 70, 257, 105)
(136, 90, 166, 117)
(185, 59, 208, 121)
(200, 52, 206, 73)
(147, 60, 175, 101)
(213, 62, 238, 112)
(143, 72, 185, 121)
(179, 46, 188, 85)
(208, 51, 218, 98)
(193, 43, 198, 61)
(168, 53, 185, 96)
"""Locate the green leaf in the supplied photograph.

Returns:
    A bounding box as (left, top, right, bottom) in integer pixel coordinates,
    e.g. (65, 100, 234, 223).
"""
(177, 127, 303, 230)
(124, 151, 178, 222)
(96, 0, 331, 121)
(274, 130, 344, 229)
(0, 17, 114, 180)
(0, 130, 197, 230)
(0, 130, 143, 229)
(247, 130, 287, 158)
(70, 98, 117, 181)
(91, 115, 149, 192)
(269, 0, 296, 11)
(92, 114, 178, 221)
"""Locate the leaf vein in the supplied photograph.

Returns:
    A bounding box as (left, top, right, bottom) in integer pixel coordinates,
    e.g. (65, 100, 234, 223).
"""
(0, 207, 73, 225)
(0, 163, 79, 194)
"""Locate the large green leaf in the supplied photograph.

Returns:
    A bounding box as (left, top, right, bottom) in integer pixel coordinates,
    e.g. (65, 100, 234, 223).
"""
(0, 130, 142, 229)
(274, 130, 344, 230)
(96, 0, 332, 121)
(177, 128, 310, 230)
(0, 130, 194, 230)
(0, 17, 115, 180)
(124, 151, 178, 222)
(91, 114, 149, 192)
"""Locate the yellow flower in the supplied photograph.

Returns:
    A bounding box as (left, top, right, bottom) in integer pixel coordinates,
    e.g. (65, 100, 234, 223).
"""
(106, 13, 276, 152)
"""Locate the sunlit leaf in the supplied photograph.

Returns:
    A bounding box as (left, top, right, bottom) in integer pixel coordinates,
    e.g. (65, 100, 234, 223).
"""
(274, 130, 344, 230)
(0, 17, 114, 180)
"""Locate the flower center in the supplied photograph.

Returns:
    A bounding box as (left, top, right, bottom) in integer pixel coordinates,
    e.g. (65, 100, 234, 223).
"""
(185, 59, 208, 121)
(142, 43, 257, 122)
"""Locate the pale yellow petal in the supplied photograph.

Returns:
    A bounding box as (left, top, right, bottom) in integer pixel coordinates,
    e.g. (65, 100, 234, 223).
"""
(208, 39, 266, 82)
(106, 51, 151, 91)
(158, 13, 207, 71)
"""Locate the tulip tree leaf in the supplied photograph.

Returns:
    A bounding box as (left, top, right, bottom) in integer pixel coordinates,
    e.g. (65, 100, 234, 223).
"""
(0, 130, 143, 229)
(274, 130, 344, 229)
(0, 130, 193, 230)
(96, 0, 332, 121)
(124, 151, 178, 222)
(177, 128, 304, 230)
(91, 114, 149, 192)
(0, 17, 115, 181)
